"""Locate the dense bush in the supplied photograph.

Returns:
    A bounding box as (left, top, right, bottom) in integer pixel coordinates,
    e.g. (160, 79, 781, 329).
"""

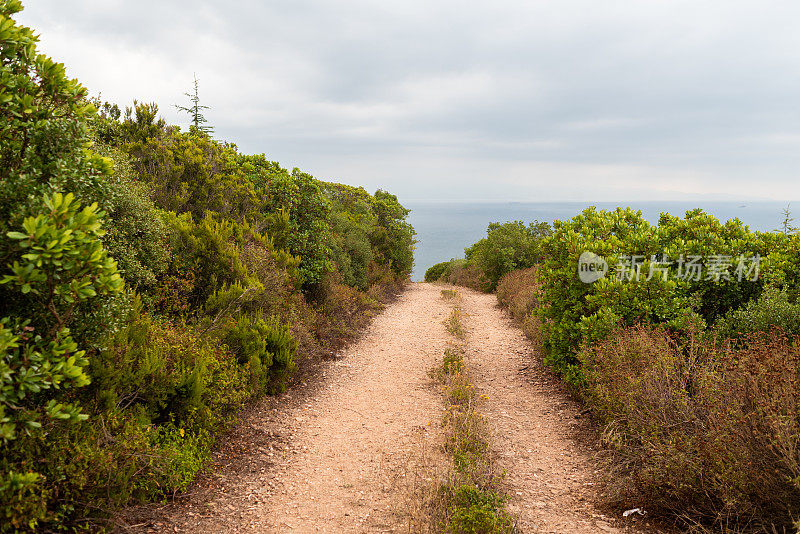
(535, 206, 766, 381)
(426, 221, 550, 292)
(579, 325, 800, 531)
(221, 314, 296, 394)
(716, 284, 800, 341)
(369, 189, 416, 277)
(424, 260, 453, 282)
(465, 220, 551, 291)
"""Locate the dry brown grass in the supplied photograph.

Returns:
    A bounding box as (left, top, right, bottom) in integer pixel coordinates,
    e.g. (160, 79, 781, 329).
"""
(496, 267, 545, 352)
(445, 262, 490, 293)
(580, 325, 800, 532)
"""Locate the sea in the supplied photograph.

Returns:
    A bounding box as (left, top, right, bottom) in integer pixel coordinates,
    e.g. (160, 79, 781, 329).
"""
(406, 200, 796, 281)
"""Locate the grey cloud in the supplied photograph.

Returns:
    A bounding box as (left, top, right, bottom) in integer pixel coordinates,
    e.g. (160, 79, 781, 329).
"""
(16, 0, 800, 201)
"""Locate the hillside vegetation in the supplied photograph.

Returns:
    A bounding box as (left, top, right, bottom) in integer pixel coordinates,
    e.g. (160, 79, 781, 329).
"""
(433, 208, 800, 532)
(0, 2, 414, 530)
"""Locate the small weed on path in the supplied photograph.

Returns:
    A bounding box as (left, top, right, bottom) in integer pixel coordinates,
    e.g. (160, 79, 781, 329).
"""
(445, 308, 466, 339)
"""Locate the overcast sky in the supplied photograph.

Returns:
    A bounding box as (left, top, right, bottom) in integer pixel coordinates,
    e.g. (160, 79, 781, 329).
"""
(17, 1, 800, 202)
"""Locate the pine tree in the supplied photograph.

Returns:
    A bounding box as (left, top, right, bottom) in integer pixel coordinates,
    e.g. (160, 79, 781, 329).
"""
(780, 203, 797, 235)
(175, 74, 213, 135)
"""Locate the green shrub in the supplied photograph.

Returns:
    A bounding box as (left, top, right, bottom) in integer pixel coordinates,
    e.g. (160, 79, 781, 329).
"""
(536, 206, 767, 381)
(90, 141, 173, 292)
(656, 209, 765, 323)
(121, 103, 260, 224)
(261, 167, 333, 285)
(447, 485, 514, 534)
(716, 284, 800, 340)
(0, 192, 123, 441)
(425, 260, 452, 282)
(92, 304, 250, 424)
(370, 190, 415, 277)
(221, 314, 296, 394)
(465, 220, 551, 291)
(329, 211, 373, 290)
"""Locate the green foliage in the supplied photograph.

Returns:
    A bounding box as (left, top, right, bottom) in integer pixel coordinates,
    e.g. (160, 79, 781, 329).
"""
(0, 0, 102, 223)
(716, 284, 800, 340)
(447, 485, 514, 534)
(0, 318, 89, 442)
(89, 139, 172, 291)
(370, 189, 415, 277)
(465, 220, 551, 291)
(328, 211, 373, 290)
(260, 167, 333, 285)
(91, 305, 249, 427)
(0, 302, 251, 531)
(656, 209, 765, 323)
(122, 102, 259, 222)
(164, 212, 255, 307)
(221, 314, 296, 394)
(0, 191, 123, 453)
(425, 260, 453, 282)
(3, 193, 124, 332)
(760, 231, 800, 301)
(0, 469, 45, 531)
(535, 206, 767, 381)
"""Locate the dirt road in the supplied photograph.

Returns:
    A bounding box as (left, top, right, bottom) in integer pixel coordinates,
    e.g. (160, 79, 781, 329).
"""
(121, 284, 653, 533)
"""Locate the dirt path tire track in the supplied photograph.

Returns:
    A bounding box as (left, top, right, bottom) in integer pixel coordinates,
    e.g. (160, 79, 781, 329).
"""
(457, 287, 658, 533)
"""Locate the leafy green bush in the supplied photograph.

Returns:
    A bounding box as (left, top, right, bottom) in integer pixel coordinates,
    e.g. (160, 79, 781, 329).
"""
(656, 209, 764, 323)
(121, 103, 260, 223)
(0, 0, 104, 230)
(425, 260, 453, 282)
(329, 211, 373, 290)
(261, 167, 333, 285)
(0, 188, 123, 466)
(536, 206, 766, 381)
(465, 220, 550, 291)
(447, 485, 514, 534)
(370, 190, 415, 277)
(221, 314, 296, 394)
(716, 284, 800, 340)
(90, 141, 172, 292)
